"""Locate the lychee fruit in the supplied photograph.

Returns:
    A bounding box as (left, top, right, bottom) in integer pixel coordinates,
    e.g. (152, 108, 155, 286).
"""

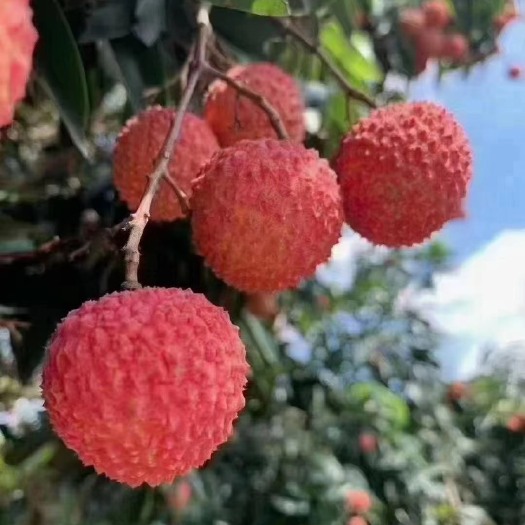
(42, 288, 249, 487)
(509, 66, 523, 79)
(332, 102, 473, 247)
(346, 490, 372, 514)
(415, 29, 447, 58)
(191, 139, 343, 292)
(0, 0, 38, 128)
(442, 34, 469, 62)
(359, 433, 378, 454)
(113, 106, 219, 222)
(423, 0, 452, 29)
(246, 293, 279, 322)
(447, 382, 469, 402)
(507, 415, 525, 433)
(399, 8, 425, 39)
(204, 63, 305, 147)
(347, 518, 368, 525)
(167, 479, 193, 511)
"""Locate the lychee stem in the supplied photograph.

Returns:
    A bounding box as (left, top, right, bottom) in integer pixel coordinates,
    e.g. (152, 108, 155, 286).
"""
(274, 19, 377, 109)
(204, 65, 289, 140)
(122, 4, 211, 290)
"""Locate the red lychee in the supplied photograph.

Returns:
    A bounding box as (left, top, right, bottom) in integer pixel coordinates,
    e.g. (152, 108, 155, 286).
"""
(167, 479, 193, 511)
(447, 382, 469, 402)
(507, 415, 525, 433)
(415, 29, 447, 58)
(346, 490, 372, 514)
(113, 106, 219, 222)
(0, 0, 38, 128)
(442, 34, 469, 62)
(191, 139, 343, 292)
(246, 292, 280, 322)
(42, 288, 249, 487)
(509, 66, 523, 79)
(359, 433, 378, 454)
(347, 518, 368, 525)
(423, 0, 452, 29)
(399, 8, 425, 39)
(332, 102, 473, 247)
(204, 63, 305, 147)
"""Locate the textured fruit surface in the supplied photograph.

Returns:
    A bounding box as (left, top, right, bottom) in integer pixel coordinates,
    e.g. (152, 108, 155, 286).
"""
(0, 0, 38, 127)
(333, 102, 472, 247)
(204, 63, 305, 146)
(113, 106, 219, 222)
(42, 288, 249, 487)
(191, 139, 343, 292)
(423, 0, 451, 28)
(346, 491, 372, 514)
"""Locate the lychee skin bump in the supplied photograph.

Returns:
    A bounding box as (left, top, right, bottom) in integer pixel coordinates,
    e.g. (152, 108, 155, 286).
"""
(191, 139, 344, 293)
(204, 63, 306, 147)
(333, 102, 472, 247)
(42, 288, 249, 488)
(113, 107, 219, 222)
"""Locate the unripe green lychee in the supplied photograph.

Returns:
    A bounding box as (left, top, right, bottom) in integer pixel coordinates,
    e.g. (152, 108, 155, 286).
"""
(191, 139, 343, 292)
(42, 288, 249, 487)
(204, 63, 305, 147)
(113, 106, 219, 222)
(333, 102, 473, 247)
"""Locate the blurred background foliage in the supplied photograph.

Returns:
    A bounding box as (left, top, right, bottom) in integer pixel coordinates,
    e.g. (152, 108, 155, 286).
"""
(1, 0, 524, 524)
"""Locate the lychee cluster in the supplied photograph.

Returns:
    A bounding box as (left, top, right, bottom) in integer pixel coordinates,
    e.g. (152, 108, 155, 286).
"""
(42, 288, 249, 487)
(399, 1, 469, 73)
(0, 0, 38, 127)
(333, 102, 472, 247)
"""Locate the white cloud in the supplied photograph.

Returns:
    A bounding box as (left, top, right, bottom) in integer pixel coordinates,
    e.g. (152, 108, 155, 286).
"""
(404, 230, 525, 380)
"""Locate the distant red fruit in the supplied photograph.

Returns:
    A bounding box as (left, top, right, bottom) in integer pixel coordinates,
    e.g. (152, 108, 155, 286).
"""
(359, 433, 378, 454)
(347, 517, 368, 525)
(442, 34, 469, 62)
(400, 8, 425, 39)
(509, 66, 523, 79)
(246, 292, 279, 322)
(346, 490, 372, 514)
(447, 382, 469, 402)
(167, 480, 192, 511)
(423, 0, 452, 29)
(415, 29, 447, 58)
(507, 415, 525, 433)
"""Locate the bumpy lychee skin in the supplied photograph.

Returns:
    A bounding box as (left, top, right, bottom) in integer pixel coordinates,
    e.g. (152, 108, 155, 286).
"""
(0, 0, 38, 127)
(333, 102, 472, 247)
(42, 288, 249, 487)
(204, 63, 305, 147)
(113, 106, 219, 222)
(191, 139, 343, 292)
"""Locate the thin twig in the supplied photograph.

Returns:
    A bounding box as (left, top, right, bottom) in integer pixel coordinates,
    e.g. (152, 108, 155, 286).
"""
(204, 65, 289, 140)
(121, 5, 211, 290)
(164, 174, 190, 215)
(274, 19, 377, 109)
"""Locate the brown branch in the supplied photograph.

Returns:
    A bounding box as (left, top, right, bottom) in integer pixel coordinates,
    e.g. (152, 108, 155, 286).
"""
(121, 5, 211, 290)
(274, 19, 377, 109)
(204, 65, 289, 140)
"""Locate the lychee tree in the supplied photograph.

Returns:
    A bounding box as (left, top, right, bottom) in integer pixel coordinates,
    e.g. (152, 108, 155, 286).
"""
(0, 1, 523, 525)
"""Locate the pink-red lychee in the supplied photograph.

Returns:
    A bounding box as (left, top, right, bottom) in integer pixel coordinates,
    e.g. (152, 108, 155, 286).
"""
(509, 66, 523, 79)
(113, 106, 219, 222)
(167, 479, 193, 511)
(332, 102, 473, 247)
(423, 0, 452, 28)
(191, 139, 343, 292)
(399, 8, 425, 39)
(507, 415, 525, 433)
(0, 0, 38, 127)
(42, 288, 249, 487)
(447, 382, 469, 402)
(204, 63, 305, 147)
(415, 29, 447, 58)
(346, 490, 372, 514)
(246, 292, 280, 322)
(359, 433, 378, 454)
(442, 34, 469, 62)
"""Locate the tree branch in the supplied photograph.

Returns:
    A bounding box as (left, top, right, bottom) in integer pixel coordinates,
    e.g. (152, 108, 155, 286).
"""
(204, 65, 289, 140)
(121, 5, 211, 290)
(274, 19, 377, 109)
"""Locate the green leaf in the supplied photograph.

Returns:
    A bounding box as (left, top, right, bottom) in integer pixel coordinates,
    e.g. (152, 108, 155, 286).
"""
(33, 0, 91, 158)
(320, 21, 383, 84)
(209, 0, 290, 16)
